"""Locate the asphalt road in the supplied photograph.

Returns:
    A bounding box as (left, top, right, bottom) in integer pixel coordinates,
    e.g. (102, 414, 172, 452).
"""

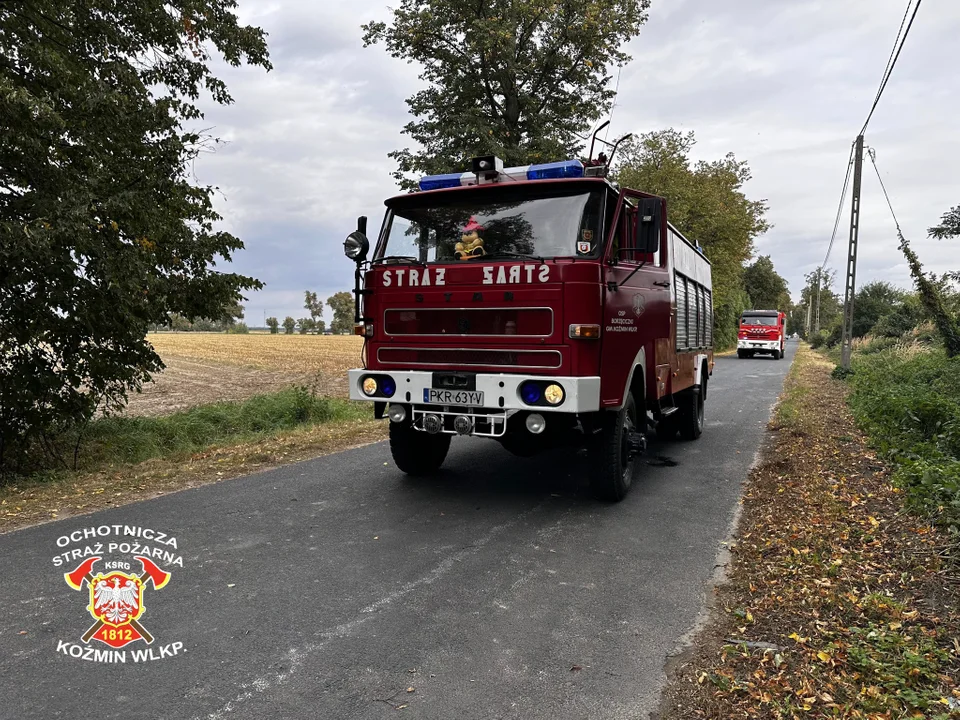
(0, 342, 795, 720)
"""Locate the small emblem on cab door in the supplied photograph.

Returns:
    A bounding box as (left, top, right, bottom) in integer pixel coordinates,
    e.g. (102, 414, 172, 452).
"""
(632, 293, 646, 318)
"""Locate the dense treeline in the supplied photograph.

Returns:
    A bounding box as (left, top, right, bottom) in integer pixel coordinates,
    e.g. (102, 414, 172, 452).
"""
(615, 129, 773, 348)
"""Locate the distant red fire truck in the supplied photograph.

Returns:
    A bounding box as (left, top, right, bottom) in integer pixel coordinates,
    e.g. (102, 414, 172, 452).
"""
(737, 310, 786, 359)
(343, 147, 714, 501)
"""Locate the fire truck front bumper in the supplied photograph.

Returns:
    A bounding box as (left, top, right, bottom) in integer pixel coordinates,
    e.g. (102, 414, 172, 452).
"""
(738, 339, 781, 351)
(348, 369, 601, 414)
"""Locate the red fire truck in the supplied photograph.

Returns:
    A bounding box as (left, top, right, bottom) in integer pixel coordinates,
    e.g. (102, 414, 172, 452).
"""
(343, 151, 714, 501)
(736, 310, 786, 359)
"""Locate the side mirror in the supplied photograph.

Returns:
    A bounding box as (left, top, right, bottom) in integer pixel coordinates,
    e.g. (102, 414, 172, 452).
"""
(636, 198, 661, 254)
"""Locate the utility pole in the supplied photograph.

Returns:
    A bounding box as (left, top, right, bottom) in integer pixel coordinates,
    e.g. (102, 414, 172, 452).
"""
(840, 135, 864, 369)
(805, 295, 813, 337)
(813, 268, 822, 334)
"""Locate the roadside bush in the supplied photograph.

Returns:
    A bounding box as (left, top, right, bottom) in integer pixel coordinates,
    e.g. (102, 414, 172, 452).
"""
(809, 330, 830, 349)
(226, 322, 250, 334)
(846, 346, 960, 530)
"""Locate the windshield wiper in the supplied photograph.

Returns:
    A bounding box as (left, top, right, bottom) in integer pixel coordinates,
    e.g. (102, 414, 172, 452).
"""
(483, 251, 545, 263)
(372, 255, 426, 266)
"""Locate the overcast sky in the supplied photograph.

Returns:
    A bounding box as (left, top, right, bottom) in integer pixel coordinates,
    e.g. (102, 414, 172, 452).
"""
(193, 0, 960, 324)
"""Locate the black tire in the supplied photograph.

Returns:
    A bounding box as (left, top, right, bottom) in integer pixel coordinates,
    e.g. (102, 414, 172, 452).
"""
(588, 393, 638, 502)
(737, 350, 746, 359)
(678, 385, 704, 441)
(389, 421, 451, 475)
(775, 349, 782, 360)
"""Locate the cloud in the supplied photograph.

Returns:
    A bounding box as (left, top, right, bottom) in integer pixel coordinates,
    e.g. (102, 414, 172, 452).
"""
(191, 0, 960, 319)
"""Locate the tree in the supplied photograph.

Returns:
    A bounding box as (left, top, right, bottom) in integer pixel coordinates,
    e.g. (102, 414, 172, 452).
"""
(304, 291, 324, 324)
(266, 317, 280, 334)
(362, 0, 651, 186)
(282, 316, 296, 335)
(743, 256, 790, 311)
(0, 2, 270, 469)
(743, 255, 790, 311)
(615, 129, 770, 348)
(852, 281, 905, 338)
(316, 320, 327, 334)
(297, 318, 316, 335)
(327, 292, 355, 334)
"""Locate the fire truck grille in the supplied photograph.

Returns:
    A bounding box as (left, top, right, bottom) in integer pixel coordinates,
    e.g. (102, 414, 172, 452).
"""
(384, 308, 553, 337)
(377, 347, 562, 369)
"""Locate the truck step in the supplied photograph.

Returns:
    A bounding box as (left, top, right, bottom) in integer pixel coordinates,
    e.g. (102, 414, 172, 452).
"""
(659, 406, 679, 418)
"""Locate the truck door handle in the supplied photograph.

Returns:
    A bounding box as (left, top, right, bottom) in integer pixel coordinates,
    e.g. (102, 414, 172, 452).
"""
(653, 281, 670, 287)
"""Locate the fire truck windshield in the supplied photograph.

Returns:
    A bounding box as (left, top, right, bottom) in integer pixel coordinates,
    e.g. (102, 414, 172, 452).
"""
(741, 315, 778, 326)
(378, 188, 604, 262)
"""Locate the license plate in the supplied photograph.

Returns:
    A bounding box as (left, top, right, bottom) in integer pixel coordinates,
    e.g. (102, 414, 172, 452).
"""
(423, 388, 484, 406)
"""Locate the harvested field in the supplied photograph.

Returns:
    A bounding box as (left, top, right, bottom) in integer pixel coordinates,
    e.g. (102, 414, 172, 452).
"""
(125, 333, 364, 416)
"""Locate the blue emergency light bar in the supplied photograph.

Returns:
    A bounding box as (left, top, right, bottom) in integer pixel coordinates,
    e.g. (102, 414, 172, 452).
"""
(418, 159, 584, 191)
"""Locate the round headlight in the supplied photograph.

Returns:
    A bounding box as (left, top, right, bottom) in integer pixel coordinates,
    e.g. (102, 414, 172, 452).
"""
(361, 377, 378, 396)
(519, 381, 542, 405)
(544, 384, 564, 405)
(343, 231, 369, 261)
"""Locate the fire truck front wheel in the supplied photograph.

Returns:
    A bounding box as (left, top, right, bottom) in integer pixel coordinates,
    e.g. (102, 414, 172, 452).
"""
(588, 393, 639, 502)
(389, 421, 451, 476)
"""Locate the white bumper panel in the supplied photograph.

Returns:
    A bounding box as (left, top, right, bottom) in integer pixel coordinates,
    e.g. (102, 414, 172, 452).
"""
(348, 369, 601, 413)
(738, 339, 780, 351)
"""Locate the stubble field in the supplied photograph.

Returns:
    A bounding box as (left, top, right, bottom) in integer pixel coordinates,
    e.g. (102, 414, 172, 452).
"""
(127, 333, 364, 416)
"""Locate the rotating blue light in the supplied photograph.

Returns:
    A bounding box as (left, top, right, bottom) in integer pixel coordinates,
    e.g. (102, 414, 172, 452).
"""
(526, 160, 584, 180)
(520, 381, 542, 405)
(381, 376, 396, 398)
(418, 173, 465, 191)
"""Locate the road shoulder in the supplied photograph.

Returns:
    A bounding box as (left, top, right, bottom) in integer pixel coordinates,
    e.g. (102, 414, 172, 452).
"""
(654, 344, 960, 718)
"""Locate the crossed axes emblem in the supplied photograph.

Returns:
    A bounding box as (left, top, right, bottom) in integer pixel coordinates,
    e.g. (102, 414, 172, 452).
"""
(64, 556, 170, 644)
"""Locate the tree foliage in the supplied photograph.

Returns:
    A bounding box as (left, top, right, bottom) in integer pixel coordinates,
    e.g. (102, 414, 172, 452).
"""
(928, 205, 960, 240)
(743, 255, 790, 311)
(0, 1, 271, 470)
(852, 281, 905, 338)
(898, 231, 960, 357)
(304, 291, 324, 323)
(282, 316, 296, 335)
(327, 291, 355, 334)
(297, 318, 316, 335)
(615, 129, 770, 348)
(266, 317, 279, 334)
(362, 0, 650, 186)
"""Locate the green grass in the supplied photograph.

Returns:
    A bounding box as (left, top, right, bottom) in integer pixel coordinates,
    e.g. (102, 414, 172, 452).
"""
(72, 387, 369, 471)
(844, 344, 960, 532)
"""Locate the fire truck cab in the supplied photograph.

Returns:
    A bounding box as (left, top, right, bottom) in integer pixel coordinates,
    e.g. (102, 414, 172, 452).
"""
(343, 155, 714, 501)
(736, 310, 786, 359)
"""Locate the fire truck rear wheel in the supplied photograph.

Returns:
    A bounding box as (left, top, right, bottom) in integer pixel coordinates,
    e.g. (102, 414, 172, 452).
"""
(588, 392, 638, 502)
(389, 421, 451, 475)
(737, 350, 746, 359)
(678, 385, 705, 441)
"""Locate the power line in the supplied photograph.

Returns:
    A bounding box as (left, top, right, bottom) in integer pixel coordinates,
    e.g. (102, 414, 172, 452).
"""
(822, 142, 857, 269)
(860, 0, 923, 135)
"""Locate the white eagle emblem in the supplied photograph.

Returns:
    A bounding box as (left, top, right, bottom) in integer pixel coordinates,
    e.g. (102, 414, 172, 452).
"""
(93, 576, 141, 625)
